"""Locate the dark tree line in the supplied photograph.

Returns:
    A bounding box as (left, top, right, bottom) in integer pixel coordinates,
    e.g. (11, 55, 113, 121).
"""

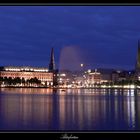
(102, 80, 140, 86)
(0, 77, 41, 86)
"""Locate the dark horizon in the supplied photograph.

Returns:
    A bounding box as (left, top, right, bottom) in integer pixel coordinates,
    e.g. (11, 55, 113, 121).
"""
(0, 6, 139, 70)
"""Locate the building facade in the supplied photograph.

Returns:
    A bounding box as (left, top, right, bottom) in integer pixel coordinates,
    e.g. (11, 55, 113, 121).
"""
(0, 48, 58, 87)
(0, 66, 53, 86)
(87, 71, 101, 84)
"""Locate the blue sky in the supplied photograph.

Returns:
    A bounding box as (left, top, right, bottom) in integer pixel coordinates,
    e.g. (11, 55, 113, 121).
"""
(0, 6, 139, 70)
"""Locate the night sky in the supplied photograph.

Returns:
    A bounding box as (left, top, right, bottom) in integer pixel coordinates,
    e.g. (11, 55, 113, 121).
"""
(0, 6, 140, 70)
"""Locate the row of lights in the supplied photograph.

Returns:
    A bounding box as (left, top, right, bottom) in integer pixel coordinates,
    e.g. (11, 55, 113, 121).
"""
(5, 67, 48, 72)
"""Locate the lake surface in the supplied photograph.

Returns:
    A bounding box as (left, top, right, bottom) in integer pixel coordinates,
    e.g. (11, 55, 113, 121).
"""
(0, 88, 140, 131)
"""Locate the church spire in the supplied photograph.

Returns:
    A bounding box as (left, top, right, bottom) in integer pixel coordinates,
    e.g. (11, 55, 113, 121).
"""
(49, 48, 55, 71)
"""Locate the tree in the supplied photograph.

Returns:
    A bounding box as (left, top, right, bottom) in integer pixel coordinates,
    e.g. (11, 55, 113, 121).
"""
(7, 77, 13, 85)
(14, 77, 21, 85)
(21, 78, 26, 86)
(27, 77, 41, 86)
(0, 77, 3, 85)
(4, 77, 8, 85)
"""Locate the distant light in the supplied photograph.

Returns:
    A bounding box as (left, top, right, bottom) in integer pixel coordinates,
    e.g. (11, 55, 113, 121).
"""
(88, 69, 91, 73)
(117, 70, 121, 73)
(130, 85, 135, 88)
(83, 75, 86, 78)
(60, 73, 66, 76)
(80, 64, 84, 67)
(59, 78, 62, 81)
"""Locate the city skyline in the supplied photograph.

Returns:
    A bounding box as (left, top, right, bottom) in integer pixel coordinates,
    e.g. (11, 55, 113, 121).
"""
(0, 5, 140, 133)
(0, 6, 140, 70)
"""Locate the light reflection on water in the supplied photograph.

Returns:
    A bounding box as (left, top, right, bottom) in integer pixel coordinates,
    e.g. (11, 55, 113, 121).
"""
(0, 88, 140, 131)
(0, 88, 53, 95)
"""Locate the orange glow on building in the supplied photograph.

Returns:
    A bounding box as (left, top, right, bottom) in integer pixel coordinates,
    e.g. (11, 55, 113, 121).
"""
(0, 66, 53, 86)
(87, 71, 101, 84)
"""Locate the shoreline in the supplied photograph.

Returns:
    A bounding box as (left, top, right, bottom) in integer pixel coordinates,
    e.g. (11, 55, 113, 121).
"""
(0, 86, 140, 90)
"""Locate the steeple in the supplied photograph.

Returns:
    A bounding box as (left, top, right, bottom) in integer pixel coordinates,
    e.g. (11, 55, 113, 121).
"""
(136, 40, 140, 73)
(49, 48, 55, 71)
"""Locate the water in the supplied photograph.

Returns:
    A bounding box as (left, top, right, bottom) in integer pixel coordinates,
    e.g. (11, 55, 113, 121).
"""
(0, 88, 140, 131)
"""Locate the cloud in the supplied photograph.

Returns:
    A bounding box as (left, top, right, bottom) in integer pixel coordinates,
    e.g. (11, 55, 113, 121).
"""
(0, 6, 139, 69)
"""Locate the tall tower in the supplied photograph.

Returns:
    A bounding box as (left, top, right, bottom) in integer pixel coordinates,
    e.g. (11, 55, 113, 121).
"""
(49, 48, 55, 71)
(136, 40, 140, 73)
(48, 48, 58, 87)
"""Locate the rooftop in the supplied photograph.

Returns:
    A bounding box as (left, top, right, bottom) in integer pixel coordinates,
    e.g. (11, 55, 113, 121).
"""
(1, 66, 49, 72)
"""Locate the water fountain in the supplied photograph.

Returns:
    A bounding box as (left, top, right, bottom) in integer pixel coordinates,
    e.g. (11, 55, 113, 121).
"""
(59, 46, 83, 71)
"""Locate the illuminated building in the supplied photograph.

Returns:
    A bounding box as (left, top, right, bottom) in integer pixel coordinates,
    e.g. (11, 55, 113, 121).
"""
(97, 68, 112, 82)
(0, 48, 58, 87)
(87, 69, 101, 84)
(111, 71, 120, 82)
(57, 69, 102, 88)
(57, 70, 74, 88)
(0, 66, 53, 86)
